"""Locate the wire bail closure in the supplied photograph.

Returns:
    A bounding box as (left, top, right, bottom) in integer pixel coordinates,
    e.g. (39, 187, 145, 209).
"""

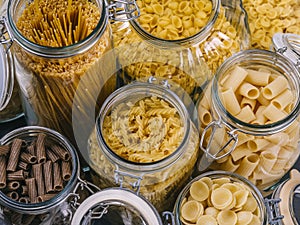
(107, 0, 140, 22)
(264, 198, 284, 225)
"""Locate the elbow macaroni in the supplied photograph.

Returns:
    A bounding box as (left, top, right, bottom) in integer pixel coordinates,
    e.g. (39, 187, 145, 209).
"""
(198, 65, 300, 189)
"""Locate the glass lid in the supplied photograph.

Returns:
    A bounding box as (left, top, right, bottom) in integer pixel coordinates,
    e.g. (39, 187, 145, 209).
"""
(273, 169, 300, 225)
(0, 43, 10, 110)
(272, 33, 300, 66)
(71, 188, 163, 225)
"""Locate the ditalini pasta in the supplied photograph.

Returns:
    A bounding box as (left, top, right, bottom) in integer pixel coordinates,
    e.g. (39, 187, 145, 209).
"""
(198, 65, 300, 189)
(179, 176, 261, 225)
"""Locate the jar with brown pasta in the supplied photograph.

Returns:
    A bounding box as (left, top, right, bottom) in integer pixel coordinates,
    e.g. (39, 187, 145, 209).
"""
(0, 0, 139, 147)
(196, 49, 300, 196)
(0, 126, 100, 225)
(242, 0, 300, 50)
(110, 0, 250, 102)
(0, 1, 23, 123)
(170, 171, 268, 225)
(87, 80, 200, 213)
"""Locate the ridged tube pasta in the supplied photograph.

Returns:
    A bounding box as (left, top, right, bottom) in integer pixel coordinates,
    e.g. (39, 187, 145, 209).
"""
(262, 104, 287, 122)
(247, 138, 270, 152)
(220, 88, 241, 115)
(235, 105, 256, 123)
(235, 154, 260, 177)
(237, 82, 259, 99)
(271, 89, 293, 110)
(262, 76, 288, 100)
(245, 69, 270, 86)
(240, 97, 256, 111)
(222, 66, 248, 92)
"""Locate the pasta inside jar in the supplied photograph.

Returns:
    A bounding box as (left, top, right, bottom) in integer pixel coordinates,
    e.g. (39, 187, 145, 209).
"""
(88, 82, 200, 212)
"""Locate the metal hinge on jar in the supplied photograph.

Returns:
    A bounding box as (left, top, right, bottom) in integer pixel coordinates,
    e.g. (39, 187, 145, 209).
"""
(264, 198, 284, 225)
(114, 166, 143, 193)
(0, 17, 13, 50)
(106, 0, 140, 22)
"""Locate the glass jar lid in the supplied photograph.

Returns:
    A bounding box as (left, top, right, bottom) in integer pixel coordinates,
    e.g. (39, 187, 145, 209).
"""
(271, 169, 300, 225)
(71, 188, 163, 225)
(272, 33, 300, 66)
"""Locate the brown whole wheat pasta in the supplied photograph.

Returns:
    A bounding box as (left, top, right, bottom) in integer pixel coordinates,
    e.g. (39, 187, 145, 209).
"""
(53, 162, 63, 191)
(36, 133, 47, 163)
(7, 138, 23, 171)
(26, 142, 36, 157)
(32, 163, 45, 196)
(25, 178, 37, 203)
(18, 161, 30, 171)
(7, 181, 21, 191)
(0, 145, 10, 155)
(51, 144, 71, 161)
(0, 155, 6, 189)
(21, 185, 28, 195)
(61, 160, 72, 181)
(7, 170, 26, 181)
(19, 196, 30, 204)
(20, 152, 37, 164)
(43, 160, 54, 193)
(46, 149, 60, 163)
(37, 193, 57, 203)
(6, 191, 19, 201)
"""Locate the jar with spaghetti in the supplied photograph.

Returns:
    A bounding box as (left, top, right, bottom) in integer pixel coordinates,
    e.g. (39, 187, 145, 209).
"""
(87, 80, 200, 212)
(0, 1, 23, 123)
(0, 126, 100, 225)
(0, 0, 139, 146)
(196, 49, 300, 196)
(111, 0, 250, 102)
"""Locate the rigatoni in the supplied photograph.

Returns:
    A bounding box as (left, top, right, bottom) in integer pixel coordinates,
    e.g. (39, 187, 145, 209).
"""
(7, 138, 23, 171)
(0, 156, 7, 189)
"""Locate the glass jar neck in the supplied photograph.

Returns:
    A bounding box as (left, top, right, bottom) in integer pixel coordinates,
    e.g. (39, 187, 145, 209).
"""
(96, 82, 191, 174)
(6, 0, 108, 58)
(0, 126, 80, 214)
(212, 49, 300, 136)
(129, 0, 220, 48)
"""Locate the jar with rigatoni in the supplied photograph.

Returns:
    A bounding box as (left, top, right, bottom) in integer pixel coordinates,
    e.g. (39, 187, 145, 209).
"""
(0, 126, 99, 225)
(111, 0, 250, 102)
(196, 49, 300, 196)
(0, 0, 139, 148)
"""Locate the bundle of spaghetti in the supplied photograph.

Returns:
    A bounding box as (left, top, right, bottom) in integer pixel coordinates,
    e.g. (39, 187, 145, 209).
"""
(14, 0, 114, 141)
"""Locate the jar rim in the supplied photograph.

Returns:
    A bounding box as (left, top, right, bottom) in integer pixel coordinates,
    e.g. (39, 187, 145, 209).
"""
(212, 49, 300, 135)
(6, 0, 108, 58)
(0, 126, 80, 214)
(95, 81, 191, 173)
(174, 170, 267, 225)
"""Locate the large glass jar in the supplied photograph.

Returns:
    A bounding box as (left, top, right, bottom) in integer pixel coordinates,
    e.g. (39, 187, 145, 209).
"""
(111, 0, 250, 102)
(87, 80, 200, 213)
(0, 0, 23, 123)
(0, 126, 100, 225)
(197, 49, 300, 195)
(0, 0, 138, 146)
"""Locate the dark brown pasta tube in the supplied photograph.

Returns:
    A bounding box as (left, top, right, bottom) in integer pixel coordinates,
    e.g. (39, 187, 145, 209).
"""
(7, 138, 23, 171)
(7, 170, 26, 181)
(7, 181, 20, 190)
(50, 144, 71, 161)
(32, 163, 45, 196)
(53, 162, 63, 191)
(61, 160, 72, 181)
(18, 161, 30, 170)
(36, 133, 47, 163)
(0, 156, 6, 189)
(0, 145, 10, 155)
(46, 149, 60, 162)
(37, 193, 56, 203)
(21, 185, 28, 195)
(20, 152, 37, 164)
(25, 178, 37, 203)
(19, 196, 30, 204)
(6, 191, 19, 201)
(43, 160, 54, 193)
(26, 142, 36, 157)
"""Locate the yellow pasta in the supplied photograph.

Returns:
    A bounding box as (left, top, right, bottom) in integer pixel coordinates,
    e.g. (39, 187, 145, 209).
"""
(235, 154, 260, 177)
(196, 215, 217, 225)
(211, 188, 233, 210)
(236, 211, 253, 225)
(190, 180, 210, 202)
(220, 88, 241, 115)
(235, 105, 256, 123)
(262, 104, 287, 122)
(247, 138, 270, 152)
(222, 66, 248, 92)
(240, 97, 256, 111)
(216, 210, 237, 225)
(271, 89, 293, 110)
(245, 68, 270, 86)
(237, 82, 259, 99)
(262, 76, 289, 100)
(181, 200, 204, 223)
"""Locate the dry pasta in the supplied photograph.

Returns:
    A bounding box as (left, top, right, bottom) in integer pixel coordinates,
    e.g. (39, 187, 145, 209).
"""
(180, 176, 261, 225)
(243, 0, 300, 49)
(198, 65, 300, 189)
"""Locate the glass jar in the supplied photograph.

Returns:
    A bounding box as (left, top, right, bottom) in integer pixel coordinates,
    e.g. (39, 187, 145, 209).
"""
(71, 187, 163, 225)
(0, 126, 100, 225)
(269, 169, 300, 225)
(170, 171, 268, 225)
(0, 0, 139, 145)
(242, 0, 300, 49)
(86, 80, 200, 213)
(197, 49, 300, 195)
(0, 1, 23, 123)
(111, 0, 250, 102)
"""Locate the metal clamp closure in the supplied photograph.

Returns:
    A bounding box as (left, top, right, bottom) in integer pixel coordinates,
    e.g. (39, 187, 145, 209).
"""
(200, 120, 239, 161)
(0, 17, 13, 50)
(107, 0, 140, 22)
(81, 203, 109, 224)
(68, 177, 101, 211)
(265, 198, 284, 225)
(162, 211, 175, 225)
(114, 168, 143, 194)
